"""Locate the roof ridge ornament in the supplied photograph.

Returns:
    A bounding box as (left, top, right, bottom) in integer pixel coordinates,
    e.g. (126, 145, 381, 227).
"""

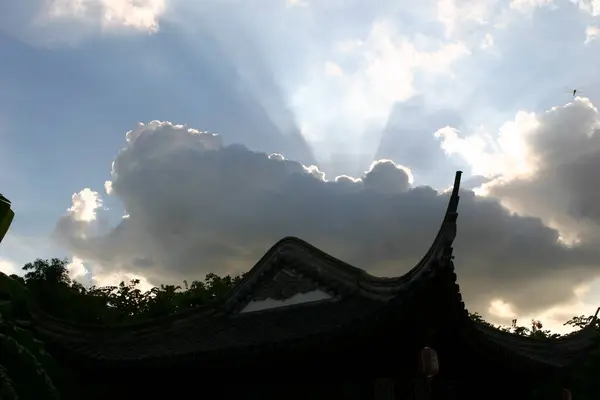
(449, 171, 462, 215)
(439, 171, 462, 263)
(590, 306, 600, 326)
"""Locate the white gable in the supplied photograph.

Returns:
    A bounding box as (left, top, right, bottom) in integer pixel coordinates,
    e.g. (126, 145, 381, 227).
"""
(239, 289, 332, 313)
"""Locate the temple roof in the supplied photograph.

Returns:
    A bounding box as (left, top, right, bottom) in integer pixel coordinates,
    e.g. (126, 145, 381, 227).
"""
(26, 171, 599, 371)
(470, 313, 599, 369)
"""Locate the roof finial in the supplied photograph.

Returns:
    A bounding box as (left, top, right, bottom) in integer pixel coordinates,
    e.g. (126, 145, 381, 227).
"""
(446, 171, 463, 216)
(452, 171, 462, 197)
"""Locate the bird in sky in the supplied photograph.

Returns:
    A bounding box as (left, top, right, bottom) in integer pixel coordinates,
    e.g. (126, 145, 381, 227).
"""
(565, 88, 584, 97)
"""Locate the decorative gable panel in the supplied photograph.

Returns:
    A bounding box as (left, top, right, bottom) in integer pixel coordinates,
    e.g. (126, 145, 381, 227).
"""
(239, 268, 334, 313)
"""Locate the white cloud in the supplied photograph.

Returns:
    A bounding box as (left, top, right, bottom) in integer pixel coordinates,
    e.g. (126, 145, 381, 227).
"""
(488, 282, 593, 334)
(585, 25, 600, 44)
(43, 0, 168, 32)
(481, 33, 495, 49)
(437, 0, 499, 38)
(575, 0, 600, 16)
(286, 0, 309, 7)
(438, 98, 600, 248)
(104, 180, 113, 195)
(435, 110, 540, 181)
(67, 188, 102, 222)
(90, 268, 154, 291)
(337, 40, 364, 54)
(0, 259, 19, 276)
(509, 0, 554, 13)
(488, 298, 517, 319)
(323, 61, 344, 77)
(0, 0, 170, 46)
(53, 120, 600, 323)
(66, 256, 89, 280)
(290, 20, 470, 156)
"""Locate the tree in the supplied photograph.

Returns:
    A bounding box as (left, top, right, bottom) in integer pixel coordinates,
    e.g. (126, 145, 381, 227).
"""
(0, 271, 61, 400)
(563, 315, 600, 400)
(15, 258, 245, 325)
(469, 312, 559, 339)
(20, 259, 74, 319)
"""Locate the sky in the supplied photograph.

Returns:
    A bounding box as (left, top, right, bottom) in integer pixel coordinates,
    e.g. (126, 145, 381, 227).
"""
(1, 0, 600, 333)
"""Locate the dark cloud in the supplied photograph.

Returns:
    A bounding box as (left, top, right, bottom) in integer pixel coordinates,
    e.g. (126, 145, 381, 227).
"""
(54, 120, 600, 319)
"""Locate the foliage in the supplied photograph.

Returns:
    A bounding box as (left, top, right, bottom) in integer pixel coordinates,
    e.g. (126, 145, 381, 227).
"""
(0, 272, 61, 400)
(0, 364, 19, 400)
(0, 333, 60, 400)
(15, 258, 245, 325)
(468, 312, 560, 339)
(563, 315, 600, 400)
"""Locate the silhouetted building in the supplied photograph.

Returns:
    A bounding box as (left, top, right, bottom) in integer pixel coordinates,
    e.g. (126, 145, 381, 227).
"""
(29, 172, 597, 400)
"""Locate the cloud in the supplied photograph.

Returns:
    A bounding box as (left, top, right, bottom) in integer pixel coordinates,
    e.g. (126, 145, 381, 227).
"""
(45, 0, 167, 32)
(286, 0, 309, 7)
(585, 25, 600, 44)
(65, 255, 154, 290)
(68, 188, 103, 222)
(291, 20, 470, 157)
(66, 257, 89, 280)
(480, 33, 495, 49)
(437, 97, 600, 247)
(575, 0, 600, 16)
(53, 119, 600, 321)
(509, 0, 553, 13)
(0, 0, 169, 46)
(375, 97, 467, 188)
(437, 0, 499, 39)
(0, 259, 19, 276)
(0, 232, 63, 273)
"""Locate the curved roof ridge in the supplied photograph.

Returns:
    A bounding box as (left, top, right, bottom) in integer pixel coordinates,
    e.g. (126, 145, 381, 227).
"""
(350, 170, 462, 297)
(273, 170, 463, 283)
(397, 170, 462, 278)
(244, 171, 463, 299)
(242, 171, 464, 301)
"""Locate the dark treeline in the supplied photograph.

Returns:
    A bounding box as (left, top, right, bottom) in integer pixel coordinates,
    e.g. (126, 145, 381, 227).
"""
(8, 258, 245, 324)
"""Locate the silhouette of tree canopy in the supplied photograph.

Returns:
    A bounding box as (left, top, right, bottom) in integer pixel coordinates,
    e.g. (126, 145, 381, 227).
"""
(10, 258, 245, 325)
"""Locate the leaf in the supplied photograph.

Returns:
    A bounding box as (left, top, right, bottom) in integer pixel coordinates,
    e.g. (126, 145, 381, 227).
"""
(0, 334, 60, 400)
(0, 364, 19, 400)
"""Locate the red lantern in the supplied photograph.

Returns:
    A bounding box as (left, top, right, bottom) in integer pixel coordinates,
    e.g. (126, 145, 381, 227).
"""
(562, 389, 572, 400)
(420, 347, 439, 378)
